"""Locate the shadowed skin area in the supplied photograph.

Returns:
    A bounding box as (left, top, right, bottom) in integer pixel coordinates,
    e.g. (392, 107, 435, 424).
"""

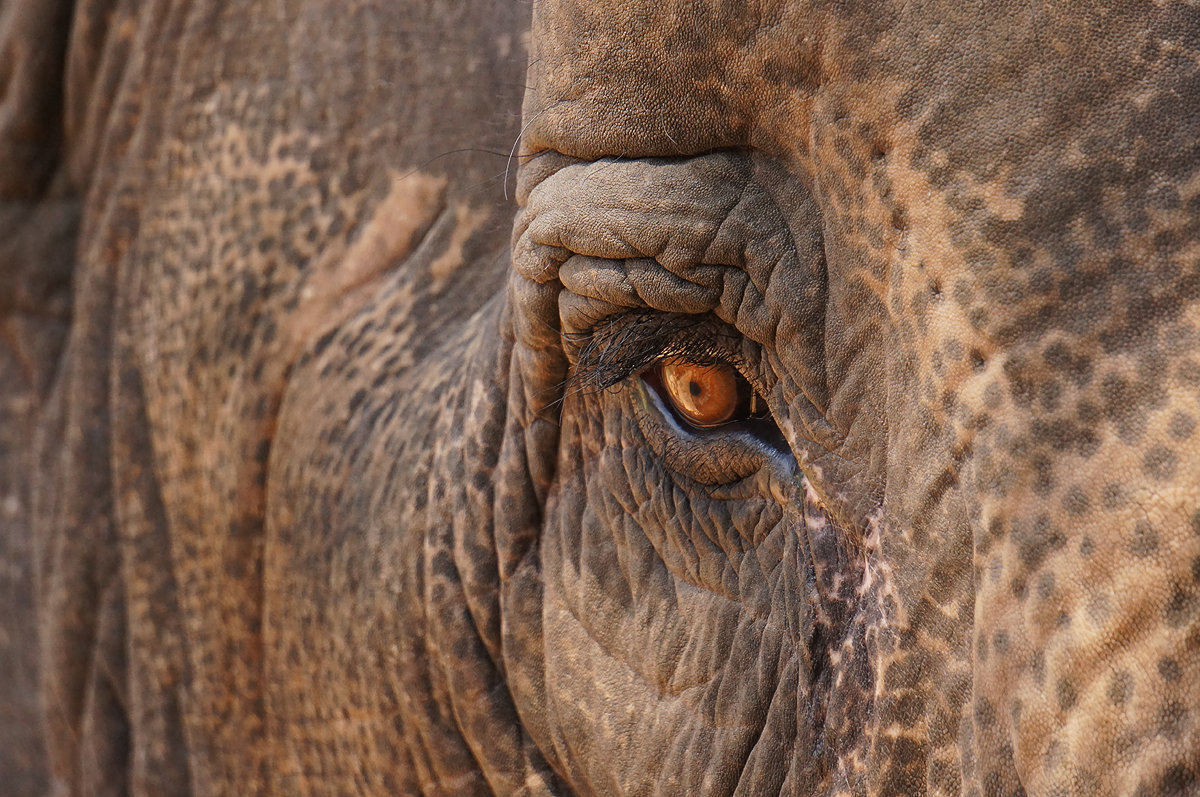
(1, 0, 1198, 795)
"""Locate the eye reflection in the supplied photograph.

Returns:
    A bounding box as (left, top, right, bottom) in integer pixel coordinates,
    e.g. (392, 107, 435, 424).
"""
(652, 359, 768, 429)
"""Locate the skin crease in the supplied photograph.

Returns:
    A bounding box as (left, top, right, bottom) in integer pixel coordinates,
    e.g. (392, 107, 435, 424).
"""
(0, 0, 1197, 796)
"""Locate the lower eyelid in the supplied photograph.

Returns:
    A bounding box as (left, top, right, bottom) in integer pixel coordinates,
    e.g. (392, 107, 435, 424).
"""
(630, 377, 795, 486)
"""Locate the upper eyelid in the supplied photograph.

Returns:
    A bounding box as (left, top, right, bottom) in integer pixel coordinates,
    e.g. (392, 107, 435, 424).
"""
(566, 312, 749, 394)
(565, 315, 690, 393)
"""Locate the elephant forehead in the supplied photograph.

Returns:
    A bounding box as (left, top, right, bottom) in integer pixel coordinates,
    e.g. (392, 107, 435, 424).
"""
(519, 6, 1200, 263)
(523, 0, 1200, 233)
(521, 0, 820, 158)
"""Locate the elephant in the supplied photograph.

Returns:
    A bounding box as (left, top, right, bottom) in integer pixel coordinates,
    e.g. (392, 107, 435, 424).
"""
(1, 0, 1199, 793)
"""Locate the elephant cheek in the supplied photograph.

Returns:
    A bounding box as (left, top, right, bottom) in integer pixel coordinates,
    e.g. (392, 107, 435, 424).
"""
(532, 410, 840, 793)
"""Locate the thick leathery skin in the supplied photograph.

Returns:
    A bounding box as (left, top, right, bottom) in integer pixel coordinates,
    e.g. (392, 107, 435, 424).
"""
(5, 0, 1199, 795)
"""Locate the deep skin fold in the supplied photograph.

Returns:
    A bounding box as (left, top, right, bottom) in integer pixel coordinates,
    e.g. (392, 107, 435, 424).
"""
(513, 148, 867, 792)
(2, 0, 1199, 795)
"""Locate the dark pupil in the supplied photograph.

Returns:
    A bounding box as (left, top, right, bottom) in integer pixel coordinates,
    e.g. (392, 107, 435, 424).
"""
(688, 381, 702, 397)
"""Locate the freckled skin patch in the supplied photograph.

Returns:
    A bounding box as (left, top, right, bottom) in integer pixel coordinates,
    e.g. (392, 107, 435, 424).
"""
(23, 0, 547, 794)
(8, 0, 1200, 796)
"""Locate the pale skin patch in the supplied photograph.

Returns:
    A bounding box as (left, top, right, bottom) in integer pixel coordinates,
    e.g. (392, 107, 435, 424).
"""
(0, 318, 37, 385)
(289, 169, 447, 361)
(429, 200, 487, 284)
(888, 139, 1014, 275)
(496, 32, 513, 58)
(886, 107, 1025, 221)
(956, 167, 1025, 223)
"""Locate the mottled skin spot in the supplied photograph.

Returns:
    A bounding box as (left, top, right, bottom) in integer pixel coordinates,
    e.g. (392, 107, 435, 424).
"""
(2, 0, 1198, 795)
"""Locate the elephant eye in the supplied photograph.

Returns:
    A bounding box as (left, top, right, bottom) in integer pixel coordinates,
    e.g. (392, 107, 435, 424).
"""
(566, 311, 785, 451)
(645, 358, 770, 430)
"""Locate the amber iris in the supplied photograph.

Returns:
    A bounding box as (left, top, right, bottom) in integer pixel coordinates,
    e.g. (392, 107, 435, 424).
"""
(658, 360, 743, 427)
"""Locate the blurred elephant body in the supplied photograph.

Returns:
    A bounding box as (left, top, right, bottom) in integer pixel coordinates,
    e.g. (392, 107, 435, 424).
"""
(2, 0, 1199, 795)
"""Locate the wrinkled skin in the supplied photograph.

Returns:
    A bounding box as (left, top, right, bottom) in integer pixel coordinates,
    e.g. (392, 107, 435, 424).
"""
(2, 0, 1199, 794)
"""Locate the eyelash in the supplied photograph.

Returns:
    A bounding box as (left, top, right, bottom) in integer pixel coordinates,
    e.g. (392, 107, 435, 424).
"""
(565, 313, 747, 395)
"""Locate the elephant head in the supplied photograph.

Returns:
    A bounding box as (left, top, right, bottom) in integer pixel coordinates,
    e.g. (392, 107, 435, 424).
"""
(484, 1, 1200, 793)
(10, 0, 1200, 794)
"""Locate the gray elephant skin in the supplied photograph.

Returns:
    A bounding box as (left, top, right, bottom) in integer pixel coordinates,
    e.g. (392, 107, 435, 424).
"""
(1, 0, 1199, 794)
